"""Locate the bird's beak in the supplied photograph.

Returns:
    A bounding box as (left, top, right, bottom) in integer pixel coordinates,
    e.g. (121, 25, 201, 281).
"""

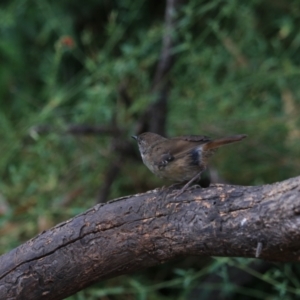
(131, 135, 137, 140)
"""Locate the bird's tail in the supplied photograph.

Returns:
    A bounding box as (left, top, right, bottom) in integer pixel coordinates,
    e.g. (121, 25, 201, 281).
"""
(203, 134, 247, 150)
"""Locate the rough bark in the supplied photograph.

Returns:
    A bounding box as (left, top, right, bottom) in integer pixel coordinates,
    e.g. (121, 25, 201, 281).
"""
(1, 176, 300, 300)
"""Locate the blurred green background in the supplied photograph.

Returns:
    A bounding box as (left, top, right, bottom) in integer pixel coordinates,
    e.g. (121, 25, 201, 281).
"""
(1, 0, 300, 299)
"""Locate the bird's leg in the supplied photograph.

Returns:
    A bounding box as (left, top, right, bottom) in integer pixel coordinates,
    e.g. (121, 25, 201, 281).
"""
(171, 168, 206, 198)
(168, 182, 183, 190)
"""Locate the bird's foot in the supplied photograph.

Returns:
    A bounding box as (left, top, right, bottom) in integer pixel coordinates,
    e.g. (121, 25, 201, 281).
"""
(168, 171, 204, 199)
(169, 184, 201, 199)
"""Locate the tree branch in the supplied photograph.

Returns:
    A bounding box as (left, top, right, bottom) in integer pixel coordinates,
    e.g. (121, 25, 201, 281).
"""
(29, 124, 121, 136)
(152, 0, 178, 89)
(1, 176, 300, 299)
(137, 0, 181, 135)
(97, 154, 123, 203)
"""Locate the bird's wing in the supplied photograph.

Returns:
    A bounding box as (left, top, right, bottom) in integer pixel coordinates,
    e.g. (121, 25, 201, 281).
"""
(171, 135, 211, 143)
(157, 152, 174, 169)
(169, 135, 211, 156)
(155, 136, 211, 168)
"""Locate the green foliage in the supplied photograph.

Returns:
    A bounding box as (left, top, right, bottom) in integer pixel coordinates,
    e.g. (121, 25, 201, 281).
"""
(1, 0, 300, 298)
(65, 258, 300, 300)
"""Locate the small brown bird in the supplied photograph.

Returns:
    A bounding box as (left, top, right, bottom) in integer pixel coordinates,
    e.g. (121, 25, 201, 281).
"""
(132, 132, 247, 195)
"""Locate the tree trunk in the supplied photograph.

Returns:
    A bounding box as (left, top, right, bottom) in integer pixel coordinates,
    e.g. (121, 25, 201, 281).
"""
(1, 176, 300, 300)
